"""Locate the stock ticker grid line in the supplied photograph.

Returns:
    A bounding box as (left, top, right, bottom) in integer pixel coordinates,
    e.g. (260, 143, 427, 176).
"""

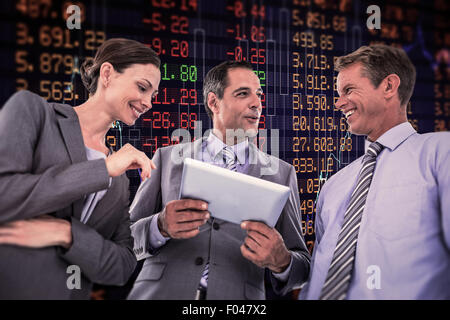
(0, 0, 449, 299)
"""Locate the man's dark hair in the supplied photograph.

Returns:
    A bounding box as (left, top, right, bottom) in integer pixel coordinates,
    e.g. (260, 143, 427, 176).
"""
(203, 60, 254, 118)
(335, 44, 416, 106)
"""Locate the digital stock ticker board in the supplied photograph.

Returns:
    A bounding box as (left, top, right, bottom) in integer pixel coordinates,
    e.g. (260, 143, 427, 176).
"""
(1, 0, 449, 296)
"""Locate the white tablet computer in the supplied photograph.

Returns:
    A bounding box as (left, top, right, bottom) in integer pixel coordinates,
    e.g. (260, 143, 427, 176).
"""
(179, 158, 291, 228)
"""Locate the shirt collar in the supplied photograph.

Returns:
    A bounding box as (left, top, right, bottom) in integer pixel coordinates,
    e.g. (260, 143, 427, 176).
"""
(85, 145, 108, 159)
(364, 121, 417, 153)
(206, 131, 248, 164)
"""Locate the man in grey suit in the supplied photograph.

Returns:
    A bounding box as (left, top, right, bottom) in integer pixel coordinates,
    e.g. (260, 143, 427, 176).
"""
(127, 61, 311, 300)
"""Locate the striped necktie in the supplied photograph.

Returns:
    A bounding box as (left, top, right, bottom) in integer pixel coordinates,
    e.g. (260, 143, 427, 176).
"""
(319, 141, 384, 300)
(222, 146, 237, 171)
(198, 146, 237, 290)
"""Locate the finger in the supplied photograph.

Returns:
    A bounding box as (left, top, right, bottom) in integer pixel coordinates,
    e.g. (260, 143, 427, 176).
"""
(246, 230, 266, 247)
(125, 162, 141, 171)
(141, 169, 149, 182)
(127, 163, 141, 170)
(137, 166, 148, 182)
(174, 228, 200, 239)
(240, 244, 260, 263)
(241, 221, 272, 239)
(0, 235, 18, 245)
(141, 153, 153, 179)
(125, 159, 146, 173)
(174, 220, 207, 233)
(0, 232, 29, 246)
(150, 159, 157, 170)
(176, 210, 210, 223)
(0, 227, 15, 236)
(129, 154, 150, 181)
(135, 154, 150, 180)
(174, 199, 208, 211)
(0, 220, 28, 231)
(244, 235, 261, 253)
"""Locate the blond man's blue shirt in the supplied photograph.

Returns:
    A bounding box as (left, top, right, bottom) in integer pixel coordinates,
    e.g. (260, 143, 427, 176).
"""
(300, 122, 450, 299)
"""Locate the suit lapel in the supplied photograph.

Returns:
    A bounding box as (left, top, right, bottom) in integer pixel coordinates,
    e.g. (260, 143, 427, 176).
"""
(246, 142, 269, 179)
(54, 104, 87, 220)
(55, 105, 86, 164)
(85, 176, 120, 229)
(85, 144, 126, 229)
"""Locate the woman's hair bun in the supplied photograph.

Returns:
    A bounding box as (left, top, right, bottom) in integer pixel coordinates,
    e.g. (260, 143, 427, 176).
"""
(80, 59, 95, 94)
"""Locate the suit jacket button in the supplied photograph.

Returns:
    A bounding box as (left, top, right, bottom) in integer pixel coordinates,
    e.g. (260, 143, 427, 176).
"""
(213, 223, 220, 230)
(195, 257, 204, 265)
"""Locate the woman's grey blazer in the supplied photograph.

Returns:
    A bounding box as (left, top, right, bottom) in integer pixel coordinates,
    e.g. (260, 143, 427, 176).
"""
(0, 90, 136, 299)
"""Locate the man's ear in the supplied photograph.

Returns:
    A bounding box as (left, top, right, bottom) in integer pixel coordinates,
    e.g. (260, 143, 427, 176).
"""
(383, 73, 401, 100)
(207, 92, 220, 115)
(99, 62, 114, 88)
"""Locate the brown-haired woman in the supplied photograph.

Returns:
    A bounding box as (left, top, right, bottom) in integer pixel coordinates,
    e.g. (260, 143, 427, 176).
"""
(0, 38, 160, 299)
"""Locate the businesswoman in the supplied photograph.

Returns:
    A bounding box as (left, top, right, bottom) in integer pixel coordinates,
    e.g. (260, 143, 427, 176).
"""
(0, 38, 160, 299)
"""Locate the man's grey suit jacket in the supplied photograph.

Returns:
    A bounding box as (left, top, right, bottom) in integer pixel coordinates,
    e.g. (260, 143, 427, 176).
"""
(0, 90, 136, 299)
(127, 137, 311, 300)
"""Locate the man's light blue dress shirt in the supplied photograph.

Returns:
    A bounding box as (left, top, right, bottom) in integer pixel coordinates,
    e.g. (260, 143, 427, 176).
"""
(300, 122, 450, 299)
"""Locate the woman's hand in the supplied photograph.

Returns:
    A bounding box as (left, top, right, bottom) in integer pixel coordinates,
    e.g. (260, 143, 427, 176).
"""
(0, 215, 72, 249)
(105, 143, 156, 181)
